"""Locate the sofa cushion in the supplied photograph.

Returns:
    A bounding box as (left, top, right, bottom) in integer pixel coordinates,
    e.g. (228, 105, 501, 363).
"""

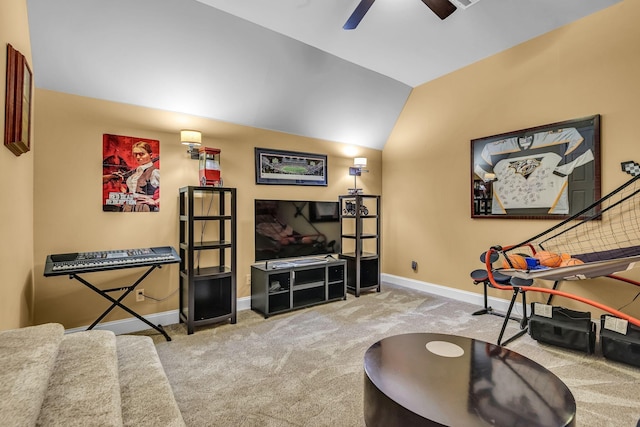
(117, 335, 185, 427)
(0, 323, 64, 427)
(37, 330, 122, 427)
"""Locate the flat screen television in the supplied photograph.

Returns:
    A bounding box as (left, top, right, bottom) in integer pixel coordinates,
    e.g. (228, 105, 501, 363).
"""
(255, 199, 341, 261)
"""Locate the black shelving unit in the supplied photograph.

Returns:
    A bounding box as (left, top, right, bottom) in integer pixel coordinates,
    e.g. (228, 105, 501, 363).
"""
(179, 186, 237, 334)
(250, 257, 346, 318)
(339, 194, 381, 296)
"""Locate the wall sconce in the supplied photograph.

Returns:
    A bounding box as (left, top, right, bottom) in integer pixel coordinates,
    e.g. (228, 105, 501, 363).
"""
(180, 129, 202, 159)
(354, 157, 367, 169)
(348, 157, 368, 195)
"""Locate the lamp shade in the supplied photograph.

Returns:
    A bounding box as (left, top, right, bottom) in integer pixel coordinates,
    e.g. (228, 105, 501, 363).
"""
(354, 157, 367, 167)
(180, 130, 202, 146)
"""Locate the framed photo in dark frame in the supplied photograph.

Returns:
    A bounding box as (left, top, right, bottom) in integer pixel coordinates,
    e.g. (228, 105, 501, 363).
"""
(255, 147, 328, 186)
(4, 43, 32, 157)
(471, 115, 601, 219)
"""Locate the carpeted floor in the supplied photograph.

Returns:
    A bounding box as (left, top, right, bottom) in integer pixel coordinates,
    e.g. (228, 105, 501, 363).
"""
(139, 283, 640, 426)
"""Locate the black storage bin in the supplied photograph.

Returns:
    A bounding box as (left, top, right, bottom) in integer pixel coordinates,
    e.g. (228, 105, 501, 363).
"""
(528, 303, 596, 354)
(600, 315, 640, 368)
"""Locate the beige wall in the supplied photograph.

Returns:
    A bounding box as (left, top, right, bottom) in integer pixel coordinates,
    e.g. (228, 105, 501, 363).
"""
(6, 0, 639, 330)
(32, 90, 381, 328)
(0, 0, 34, 330)
(383, 1, 640, 319)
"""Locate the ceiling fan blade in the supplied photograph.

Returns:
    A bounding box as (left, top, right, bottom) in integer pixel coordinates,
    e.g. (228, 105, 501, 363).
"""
(343, 0, 376, 30)
(421, 0, 457, 20)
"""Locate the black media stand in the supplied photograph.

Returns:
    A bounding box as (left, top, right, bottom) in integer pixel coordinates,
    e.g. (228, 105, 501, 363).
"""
(250, 256, 346, 318)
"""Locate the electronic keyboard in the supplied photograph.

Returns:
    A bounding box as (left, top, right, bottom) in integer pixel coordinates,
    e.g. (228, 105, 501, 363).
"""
(44, 246, 180, 276)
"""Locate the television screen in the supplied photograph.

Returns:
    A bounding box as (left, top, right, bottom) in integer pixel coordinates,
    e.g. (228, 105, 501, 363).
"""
(255, 199, 341, 261)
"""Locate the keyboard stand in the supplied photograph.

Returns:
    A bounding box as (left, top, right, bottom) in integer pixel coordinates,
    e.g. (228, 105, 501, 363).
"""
(70, 264, 171, 341)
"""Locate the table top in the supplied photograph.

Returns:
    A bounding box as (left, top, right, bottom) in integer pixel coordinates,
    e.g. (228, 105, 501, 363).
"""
(364, 333, 576, 427)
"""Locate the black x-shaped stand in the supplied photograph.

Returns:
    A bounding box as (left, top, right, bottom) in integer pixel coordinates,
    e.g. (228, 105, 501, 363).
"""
(70, 264, 171, 341)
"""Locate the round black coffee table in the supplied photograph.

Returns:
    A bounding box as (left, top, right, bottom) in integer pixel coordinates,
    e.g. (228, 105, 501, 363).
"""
(364, 333, 576, 426)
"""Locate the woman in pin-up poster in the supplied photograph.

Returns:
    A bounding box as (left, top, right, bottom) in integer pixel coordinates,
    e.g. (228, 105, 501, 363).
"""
(103, 134, 160, 212)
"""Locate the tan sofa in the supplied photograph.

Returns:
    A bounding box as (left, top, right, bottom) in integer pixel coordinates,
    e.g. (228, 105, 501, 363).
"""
(0, 323, 184, 426)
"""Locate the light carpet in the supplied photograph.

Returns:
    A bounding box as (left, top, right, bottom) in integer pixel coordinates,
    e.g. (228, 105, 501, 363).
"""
(138, 283, 640, 426)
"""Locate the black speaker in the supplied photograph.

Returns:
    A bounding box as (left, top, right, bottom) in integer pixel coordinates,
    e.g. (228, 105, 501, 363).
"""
(528, 303, 596, 354)
(600, 315, 640, 368)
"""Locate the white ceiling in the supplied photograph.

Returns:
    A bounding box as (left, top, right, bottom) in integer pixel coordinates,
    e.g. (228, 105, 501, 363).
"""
(194, 0, 621, 87)
(26, 0, 621, 149)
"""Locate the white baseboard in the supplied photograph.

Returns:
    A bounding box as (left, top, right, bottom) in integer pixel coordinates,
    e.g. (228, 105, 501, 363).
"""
(66, 277, 517, 336)
(237, 295, 251, 311)
(65, 296, 252, 335)
(381, 273, 518, 315)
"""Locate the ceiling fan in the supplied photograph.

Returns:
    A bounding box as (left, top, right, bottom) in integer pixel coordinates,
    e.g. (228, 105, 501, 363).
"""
(344, 0, 457, 30)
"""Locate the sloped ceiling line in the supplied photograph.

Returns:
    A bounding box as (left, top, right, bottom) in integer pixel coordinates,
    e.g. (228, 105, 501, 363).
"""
(27, 0, 621, 149)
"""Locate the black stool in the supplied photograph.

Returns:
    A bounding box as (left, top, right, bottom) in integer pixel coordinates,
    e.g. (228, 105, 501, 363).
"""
(480, 250, 499, 264)
(470, 269, 510, 316)
(472, 250, 533, 346)
(496, 276, 534, 346)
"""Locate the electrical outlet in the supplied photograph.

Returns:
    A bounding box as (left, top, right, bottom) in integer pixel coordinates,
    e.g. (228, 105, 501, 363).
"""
(136, 289, 145, 302)
(246, 274, 251, 285)
(411, 261, 418, 271)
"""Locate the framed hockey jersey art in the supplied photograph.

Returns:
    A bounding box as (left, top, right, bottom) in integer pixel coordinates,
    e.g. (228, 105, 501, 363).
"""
(471, 115, 601, 219)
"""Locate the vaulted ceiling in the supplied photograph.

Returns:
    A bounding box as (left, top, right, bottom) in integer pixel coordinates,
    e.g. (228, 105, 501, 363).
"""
(26, 0, 621, 149)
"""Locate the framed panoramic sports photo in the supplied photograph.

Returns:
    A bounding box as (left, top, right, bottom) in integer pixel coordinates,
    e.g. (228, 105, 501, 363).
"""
(255, 147, 328, 186)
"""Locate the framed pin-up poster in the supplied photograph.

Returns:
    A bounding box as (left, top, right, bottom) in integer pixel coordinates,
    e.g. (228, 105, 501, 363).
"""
(471, 115, 601, 219)
(103, 134, 161, 212)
